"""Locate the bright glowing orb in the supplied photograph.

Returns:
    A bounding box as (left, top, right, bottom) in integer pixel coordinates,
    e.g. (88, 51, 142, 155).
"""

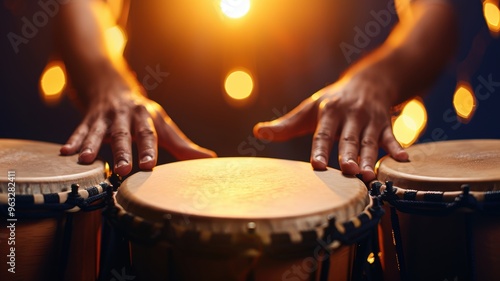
(220, 0, 251, 19)
(453, 83, 476, 120)
(392, 98, 427, 147)
(105, 25, 127, 59)
(224, 70, 254, 100)
(40, 62, 66, 97)
(484, 1, 500, 33)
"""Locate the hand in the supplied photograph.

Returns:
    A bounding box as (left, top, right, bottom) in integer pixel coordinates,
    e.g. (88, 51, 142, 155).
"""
(253, 70, 408, 182)
(60, 66, 216, 176)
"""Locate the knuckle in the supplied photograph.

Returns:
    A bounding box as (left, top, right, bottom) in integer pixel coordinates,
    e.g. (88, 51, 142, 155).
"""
(133, 104, 149, 115)
(342, 134, 359, 146)
(113, 150, 130, 161)
(347, 106, 369, 120)
(91, 127, 106, 136)
(319, 99, 339, 113)
(136, 128, 155, 139)
(314, 131, 332, 142)
(111, 130, 131, 140)
(361, 137, 378, 148)
(108, 107, 130, 119)
(361, 155, 376, 165)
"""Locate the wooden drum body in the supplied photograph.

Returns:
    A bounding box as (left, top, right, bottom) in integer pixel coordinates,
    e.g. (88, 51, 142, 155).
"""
(111, 157, 382, 281)
(376, 139, 500, 281)
(0, 139, 109, 281)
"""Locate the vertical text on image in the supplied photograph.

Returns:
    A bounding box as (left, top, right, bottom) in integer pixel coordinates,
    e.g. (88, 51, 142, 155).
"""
(6, 170, 16, 274)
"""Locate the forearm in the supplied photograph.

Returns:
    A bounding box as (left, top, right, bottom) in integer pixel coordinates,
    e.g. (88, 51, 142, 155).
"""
(54, 0, 129, 103)
(345, 0, 458, 105)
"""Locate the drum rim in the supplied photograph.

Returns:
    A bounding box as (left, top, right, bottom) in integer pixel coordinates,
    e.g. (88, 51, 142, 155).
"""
(0, 138, 109, 193)
(376, 139, 500, 184)
(109, 191, 379, 248)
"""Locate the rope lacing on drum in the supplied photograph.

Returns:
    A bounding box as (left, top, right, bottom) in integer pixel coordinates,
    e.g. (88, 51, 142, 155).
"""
(0, 173, 121, 218)
(376, 181, 500, 216)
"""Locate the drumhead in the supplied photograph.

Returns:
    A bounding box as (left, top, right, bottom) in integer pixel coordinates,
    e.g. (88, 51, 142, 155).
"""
(0, 139, 107, 194)
(116, 157, 369, 243)
(377, 139, 500, 191)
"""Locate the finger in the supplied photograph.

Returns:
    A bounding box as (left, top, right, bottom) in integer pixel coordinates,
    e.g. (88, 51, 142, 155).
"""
(156, 116, 216, 159)
(149, 102, 216, 159)
(60, 122, 90, 155)
(110, 109, 133, 176)
(78, 117, 108, 164)
(253, 96, 318, 142)
(338, 118, 362, 176)
(380, 125, 409, 161)
(358, 123, 382, 182)
(310, 100, 339, 171)
(133, 105, 157, 170)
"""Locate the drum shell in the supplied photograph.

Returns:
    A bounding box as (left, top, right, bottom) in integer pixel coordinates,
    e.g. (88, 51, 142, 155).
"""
(127, 235, 356, 281)
(0, 139, 108, 281)
(0, 211, 102, 281)
(378, 181, 500, 281)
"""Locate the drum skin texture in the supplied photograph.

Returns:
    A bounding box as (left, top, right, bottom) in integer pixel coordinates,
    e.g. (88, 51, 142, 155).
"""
(115, 157, 370, 281)
(376, 139, 500, 281)
(0, 139, 107, 281)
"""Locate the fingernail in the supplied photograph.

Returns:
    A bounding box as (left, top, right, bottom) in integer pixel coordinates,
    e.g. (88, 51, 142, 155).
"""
(115, 160, 128, 169)
(140, 155, 153, 163)
(347, 159, 358, 166)
(81, 148, 92, 155)
(315, 155, 327, 165)
(62, 144, 71, 149)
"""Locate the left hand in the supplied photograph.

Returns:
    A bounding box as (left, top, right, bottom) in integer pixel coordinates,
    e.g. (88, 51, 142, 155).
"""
(253, 70, 409, 182)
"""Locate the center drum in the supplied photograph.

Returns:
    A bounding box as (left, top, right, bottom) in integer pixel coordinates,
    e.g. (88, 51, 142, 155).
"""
(114, 157, 376, 281)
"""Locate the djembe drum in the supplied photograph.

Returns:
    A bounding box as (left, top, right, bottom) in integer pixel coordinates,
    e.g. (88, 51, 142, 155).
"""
(106, 157, 384, 281)
(0, 139, 115, 281)
(375, 139, 500, 281)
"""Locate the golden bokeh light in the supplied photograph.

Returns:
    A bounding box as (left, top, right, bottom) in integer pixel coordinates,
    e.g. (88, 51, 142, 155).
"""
(453, 83, 476, 121)
(105, 25, 127, 60)
(40, 61, 66, 105)
(220, 0, 251, 19)
(393, 98, 427, 147)
(367, 252, 376, 264)
(224, 70, 254, 100)
(484, 0, 500, 33)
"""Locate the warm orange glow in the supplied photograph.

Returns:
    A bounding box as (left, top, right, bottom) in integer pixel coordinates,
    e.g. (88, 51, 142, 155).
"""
(40, 61, 66, 105)
(224, 70, 254, 100)
(393, 98, 427, 147)
(484, 1, 500, 33)
(453, 83, 476, 121)
(220, 0, 251, 19)
(105, 25, 127, 60)
(107, 0, 124, 22)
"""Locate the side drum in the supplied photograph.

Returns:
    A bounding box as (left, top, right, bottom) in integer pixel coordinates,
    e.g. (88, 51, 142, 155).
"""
(375, 139, 500, 281)
(0, 139, 113, 281)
